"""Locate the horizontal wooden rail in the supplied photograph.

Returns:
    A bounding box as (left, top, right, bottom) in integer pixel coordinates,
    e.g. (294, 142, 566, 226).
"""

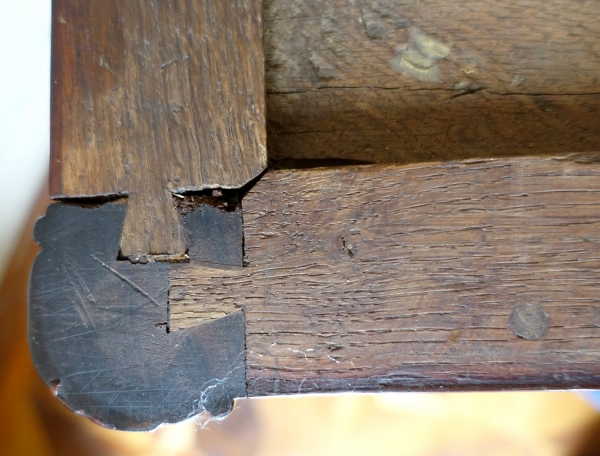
(171, 155, 600, 396)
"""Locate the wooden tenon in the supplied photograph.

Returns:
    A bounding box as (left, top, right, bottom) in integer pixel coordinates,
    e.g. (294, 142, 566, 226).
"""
(29, 0, 600, 431)
(50, 0, 266, 261)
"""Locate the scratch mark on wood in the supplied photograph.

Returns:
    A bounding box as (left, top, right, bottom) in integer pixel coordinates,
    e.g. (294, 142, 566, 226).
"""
(169, 157, 600, 396)
(29, 203, 246, 430)
(91, 255, 160, 307)
(64, 263, 97, 329)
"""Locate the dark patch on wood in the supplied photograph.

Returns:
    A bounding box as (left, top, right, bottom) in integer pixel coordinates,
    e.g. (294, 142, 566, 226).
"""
(179, 200, 245, 268)
(507, 304, 551, 341)
(167, 195, 246, 329)
(268, 158, 374, 170)
(169, 157, 600, 396)
(29, 203, 245, 431)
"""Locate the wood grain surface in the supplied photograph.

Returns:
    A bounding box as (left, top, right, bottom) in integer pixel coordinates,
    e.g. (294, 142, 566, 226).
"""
(8, 195, 600, 456)
(51, 0, 600, 254)
(51, 0, 266, 259)
(170, 155, 600, 395)
(264, 0, 600, 163)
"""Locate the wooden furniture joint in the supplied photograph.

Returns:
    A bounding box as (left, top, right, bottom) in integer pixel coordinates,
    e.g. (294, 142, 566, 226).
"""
(50, 0, 267, 261)
(29, 0, 600, 431)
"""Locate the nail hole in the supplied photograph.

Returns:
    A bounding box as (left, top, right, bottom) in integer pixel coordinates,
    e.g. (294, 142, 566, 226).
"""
(507, 303, 550, 340)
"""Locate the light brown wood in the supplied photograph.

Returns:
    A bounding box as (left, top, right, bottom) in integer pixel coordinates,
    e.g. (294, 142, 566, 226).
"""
(170, 154, 600, 395)
(51, 0, 266, 259)
(264, 0, 600, 163)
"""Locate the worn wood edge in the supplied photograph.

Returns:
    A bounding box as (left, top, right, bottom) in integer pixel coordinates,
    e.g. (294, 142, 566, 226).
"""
(48, 0, 64, 197)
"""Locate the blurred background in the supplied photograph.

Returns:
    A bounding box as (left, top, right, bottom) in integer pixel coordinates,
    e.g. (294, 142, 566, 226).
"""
(1, 2, 600, 455)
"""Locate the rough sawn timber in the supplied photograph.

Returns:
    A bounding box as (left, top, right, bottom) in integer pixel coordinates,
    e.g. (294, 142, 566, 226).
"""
(51, 0, 266, 259)
(264, 0, 600, 163)
(170, 155, 600, 396)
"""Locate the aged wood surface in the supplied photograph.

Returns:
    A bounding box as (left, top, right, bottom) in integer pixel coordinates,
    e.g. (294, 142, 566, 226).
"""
(268, 91, 600, 165)
(170, 155, 600, 395)
(51, 0, 266, 259)
(264, 0, 600, 163)
(50, 0, 600, 250)
(29, 203, 246, 431)
(177, 194, 245, 268)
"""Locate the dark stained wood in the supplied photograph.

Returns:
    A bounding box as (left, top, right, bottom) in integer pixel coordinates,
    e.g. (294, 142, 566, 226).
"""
(264, 0, 600, 163)
(177, 195, 245, 268)
(170, 155, 600, 396)
(268, 91, 600, 164)
(29, 203, 246, 431)
(51, 0, 266, 259)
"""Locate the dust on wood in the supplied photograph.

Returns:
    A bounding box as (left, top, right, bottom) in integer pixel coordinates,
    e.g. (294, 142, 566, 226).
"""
(170, 156, 600, 394)
(174, 192, 240, 216)
(51, 0, 266, 259)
